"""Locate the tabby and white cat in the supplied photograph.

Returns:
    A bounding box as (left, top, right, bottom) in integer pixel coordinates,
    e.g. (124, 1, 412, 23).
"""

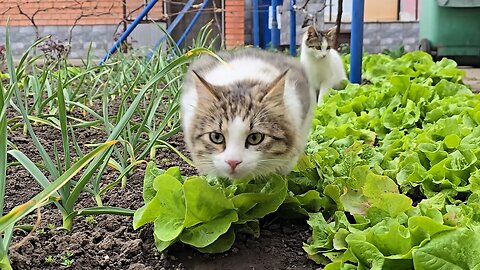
(181, 48, 315, 179)
(300, 26, 347, 104)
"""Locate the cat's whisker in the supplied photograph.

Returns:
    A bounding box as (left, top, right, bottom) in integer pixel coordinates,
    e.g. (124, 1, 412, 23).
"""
(190, 106, 214, 116)
(256, 158, 291, 163)
(250, 121, 283, 125)
(193, 156, 211, 160)
(193, 160, 214, 166)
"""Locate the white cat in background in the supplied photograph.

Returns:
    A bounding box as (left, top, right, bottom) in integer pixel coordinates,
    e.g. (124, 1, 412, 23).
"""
(300, 26, 348, 104)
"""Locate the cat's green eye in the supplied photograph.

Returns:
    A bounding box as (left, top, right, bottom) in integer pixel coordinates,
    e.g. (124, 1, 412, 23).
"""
(246, 133, 265, 146)
(209, 132, 224, 144)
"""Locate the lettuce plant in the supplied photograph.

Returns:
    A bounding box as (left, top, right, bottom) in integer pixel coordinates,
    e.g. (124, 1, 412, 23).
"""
(302, 52, 480, 269)
(133, 162, 288, 253)
(134, 51, 480, 269)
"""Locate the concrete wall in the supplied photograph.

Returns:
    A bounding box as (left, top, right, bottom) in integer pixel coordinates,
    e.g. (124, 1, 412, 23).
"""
(363, 22, 419, 52)
(129, 23, 168, 52)
(0, 22, 166, 60)
(325, 21, 419, 53)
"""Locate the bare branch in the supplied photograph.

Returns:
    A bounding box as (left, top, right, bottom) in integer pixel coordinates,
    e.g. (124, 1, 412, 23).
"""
(333, 0, 343, 49)
(67, 0, 118, 54)
(16, 4, 45, 39)
(113, 4, 145, 35)
(211, 0, 223, 45)
(0, 6, 16, 16)
(300, 0, 312, 10)
(297, 0, 327, 28)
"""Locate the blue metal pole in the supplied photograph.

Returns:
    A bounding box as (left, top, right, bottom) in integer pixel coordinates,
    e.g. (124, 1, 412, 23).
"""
(177, 0, 210, 47)
(349, 0, 364, 83)
(99, 0, 159, 65)
(271, 0, 280, 49)
(289, 0, 296, 56)
(253, 0, 260, 47)
(146, 0, 196, 61)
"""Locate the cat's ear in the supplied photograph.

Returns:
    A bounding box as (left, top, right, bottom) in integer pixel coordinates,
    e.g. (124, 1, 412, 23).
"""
(307, 26, 317, 38)
(261, 69, 289, 102)
(322, 27, 336, 41)
(192, 70, 219, 101)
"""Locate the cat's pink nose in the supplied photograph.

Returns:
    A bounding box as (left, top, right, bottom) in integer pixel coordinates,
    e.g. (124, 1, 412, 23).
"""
(226, 160, 242, 171)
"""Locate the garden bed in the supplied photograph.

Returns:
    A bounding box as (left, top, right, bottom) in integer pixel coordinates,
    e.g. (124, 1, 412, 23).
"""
(3, 31, 480, 270)
(6, 127, 316, 270)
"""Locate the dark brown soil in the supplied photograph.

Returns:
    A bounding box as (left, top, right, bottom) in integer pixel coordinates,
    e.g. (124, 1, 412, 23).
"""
(5, 119, 318, 269)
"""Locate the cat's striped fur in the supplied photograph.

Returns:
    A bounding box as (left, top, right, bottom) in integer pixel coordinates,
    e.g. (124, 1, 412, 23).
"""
(181, 48, 315, 179)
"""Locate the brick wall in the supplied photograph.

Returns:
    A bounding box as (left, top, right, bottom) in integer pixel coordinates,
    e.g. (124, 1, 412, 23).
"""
(225, 0, 245, 48)
(126, 0, 164, 20)
(0, 0, 163, 27)
(1, 0, 246, 54)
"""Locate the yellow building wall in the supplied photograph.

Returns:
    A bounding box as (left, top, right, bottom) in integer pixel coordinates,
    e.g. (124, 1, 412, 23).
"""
(364, 0, 399, 22)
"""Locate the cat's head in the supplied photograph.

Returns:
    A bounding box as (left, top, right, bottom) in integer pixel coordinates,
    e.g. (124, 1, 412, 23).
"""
(182, 70, 300, 180)
(303, 26, 335, 58)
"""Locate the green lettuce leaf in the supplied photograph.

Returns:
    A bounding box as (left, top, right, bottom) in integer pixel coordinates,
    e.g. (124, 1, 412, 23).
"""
(413, 228, 480, 270)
